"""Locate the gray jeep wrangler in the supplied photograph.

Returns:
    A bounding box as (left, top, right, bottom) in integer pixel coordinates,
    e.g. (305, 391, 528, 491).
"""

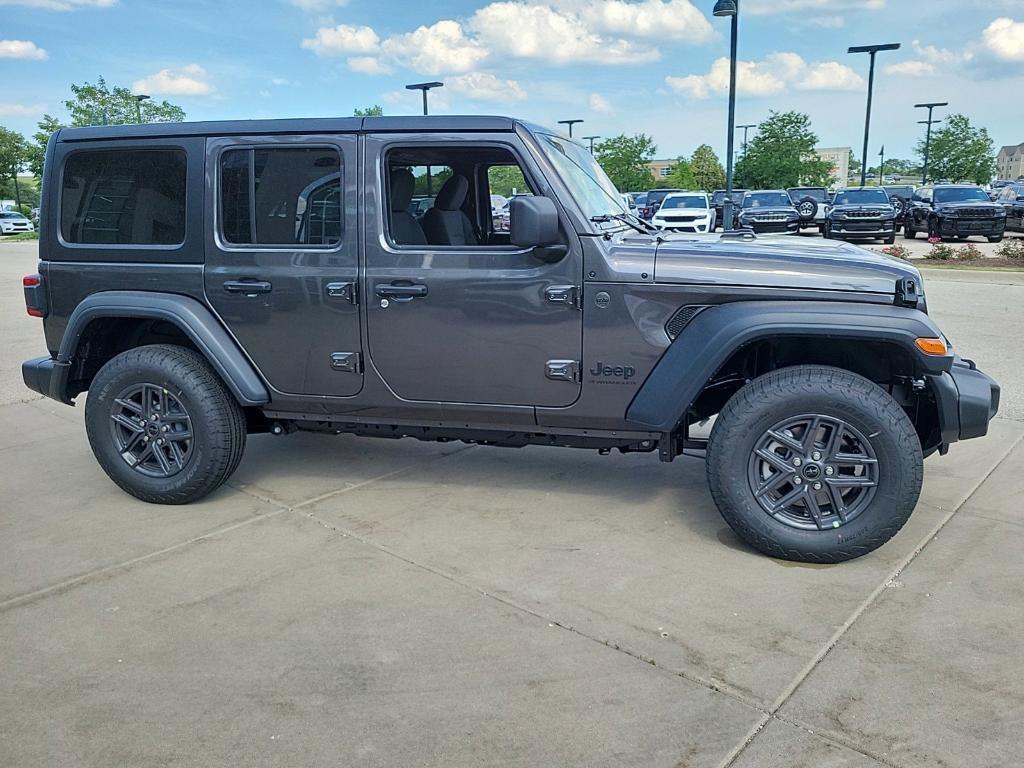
(22, 116, 999, 563)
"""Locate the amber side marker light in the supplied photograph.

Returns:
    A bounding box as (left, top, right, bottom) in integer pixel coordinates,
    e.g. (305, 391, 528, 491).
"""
(915, 337, 948, 355)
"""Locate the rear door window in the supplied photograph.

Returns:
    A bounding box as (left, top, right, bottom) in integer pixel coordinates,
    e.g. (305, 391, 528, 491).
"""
(219, 147, 342, 247)
(60, 149, 186, 245)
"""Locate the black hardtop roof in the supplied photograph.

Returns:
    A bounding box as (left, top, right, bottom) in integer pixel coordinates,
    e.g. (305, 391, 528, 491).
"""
(56, 115, 538, 142)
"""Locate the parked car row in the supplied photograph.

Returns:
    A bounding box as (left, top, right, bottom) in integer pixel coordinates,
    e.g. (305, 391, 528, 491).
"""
(632, 182, 1021, 243)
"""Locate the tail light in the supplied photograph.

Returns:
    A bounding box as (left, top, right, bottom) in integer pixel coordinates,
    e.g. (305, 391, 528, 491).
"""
(23, 274, 47, 318)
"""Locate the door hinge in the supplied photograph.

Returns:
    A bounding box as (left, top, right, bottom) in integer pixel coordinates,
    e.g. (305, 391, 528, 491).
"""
(330, 352, 362, 374)
(545, 359, 580, 383)
(326, 281, 358, 304)
(544, 285, 581, 309)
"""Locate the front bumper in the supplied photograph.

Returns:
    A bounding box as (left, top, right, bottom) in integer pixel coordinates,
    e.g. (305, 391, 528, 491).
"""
(22, 356, 73, 404)
(936, 217, 1005, 237)
(930, 357, 1000, 452)
(742, 220, 799, 234)
(830, 219, 895, 238)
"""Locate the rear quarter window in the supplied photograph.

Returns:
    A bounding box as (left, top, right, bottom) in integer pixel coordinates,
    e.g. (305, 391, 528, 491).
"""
(60, 149, 186, 245)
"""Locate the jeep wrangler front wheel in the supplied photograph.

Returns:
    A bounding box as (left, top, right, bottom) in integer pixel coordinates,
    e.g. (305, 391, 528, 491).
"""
(706, 366, 922, 563)
(85, 344, 247, 504)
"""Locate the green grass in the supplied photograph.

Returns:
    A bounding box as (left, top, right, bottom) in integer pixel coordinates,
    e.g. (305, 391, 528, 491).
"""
(0, 231, 39, 241)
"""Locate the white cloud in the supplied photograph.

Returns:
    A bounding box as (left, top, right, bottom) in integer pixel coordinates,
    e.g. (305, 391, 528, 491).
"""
(347, 56, 392, 75)
(302, 1, 713, 73)
(270, 77, 292, 86)
(301, 24, 380, 56)
(447, 72, 527, 102)
(381, 20, 486, 74)
(589, 93, 613, 113)
(884, 60, 935, 77)
(0, 40, 48, 59)
(666, 52, 862, 98)
(983, 17, 1024, 61)
(745, 0, 883, 14)
(0, 102, 45, 117)
(808, 15, 844, 28)
(0, 0, 114, 9)
(133, 65, 214, 96)
(469, 3, 658, 65)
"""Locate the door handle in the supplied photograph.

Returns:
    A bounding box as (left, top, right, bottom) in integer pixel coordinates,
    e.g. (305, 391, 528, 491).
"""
(223, 280, 272, 296)
(376, 282, 428, 300)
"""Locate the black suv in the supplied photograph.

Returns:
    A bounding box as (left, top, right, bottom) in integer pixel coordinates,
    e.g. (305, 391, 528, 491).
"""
(824, 187, 897, 244)
(882, 185, 914, 229)
(710, 188, 746, 230)
(993, 181, 1024, 233)
(736, 190, 801, 234)
(904, 184, 1006, 243)
(22, 115, 999, 563)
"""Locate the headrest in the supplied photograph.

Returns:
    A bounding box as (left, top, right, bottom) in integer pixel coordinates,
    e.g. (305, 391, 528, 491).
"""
(390, 168, 416, 211)
(435, 174, 469, 211)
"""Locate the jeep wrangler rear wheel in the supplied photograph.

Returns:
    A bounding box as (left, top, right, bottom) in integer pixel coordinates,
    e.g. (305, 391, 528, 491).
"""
(85, 344, 247, 504)
(706, 366, 922, 563)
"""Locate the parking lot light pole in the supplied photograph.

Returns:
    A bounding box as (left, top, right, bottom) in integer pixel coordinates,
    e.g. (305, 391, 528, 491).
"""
(713, 0, 739, 230)
(405, 82, 444, 115)
(132, 94, 150, 124)
(582, 135, 600, 153)
(558, 119, 583, 138)
(915, 101, 947, 184)
(848, 43, 901, 188)
(878, 145, 885, 186)
(737, 123, 755, 157)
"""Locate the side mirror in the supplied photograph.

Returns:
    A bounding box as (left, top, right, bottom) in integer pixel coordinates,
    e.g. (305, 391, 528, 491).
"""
(510, 196, 560, 248)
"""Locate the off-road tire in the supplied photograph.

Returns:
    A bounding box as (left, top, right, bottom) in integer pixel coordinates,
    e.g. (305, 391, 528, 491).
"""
(706, 366, 922, 563)
(85, 344, 247, 504)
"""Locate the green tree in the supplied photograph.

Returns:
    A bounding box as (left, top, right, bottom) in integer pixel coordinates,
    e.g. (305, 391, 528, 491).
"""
(488, 165, 528, 197)
(27, 114, 64, 178)
(664, 157, 697, 189)
(594, 133, 657, 192)
(0, 126, 29, 207)
(353, 105, 384, 116)
(64, 77, 185, 127)
(916, 113, 995, 183)
(689, 144, 725, 190)
(734, 111, 833, 189)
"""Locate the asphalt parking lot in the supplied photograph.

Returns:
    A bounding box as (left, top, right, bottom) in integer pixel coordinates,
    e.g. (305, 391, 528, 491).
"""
(2, 239, 1022, 768)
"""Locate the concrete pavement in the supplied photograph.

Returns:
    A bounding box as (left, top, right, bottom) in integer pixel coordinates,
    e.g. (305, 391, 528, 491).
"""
(2, 239, 1023, 767)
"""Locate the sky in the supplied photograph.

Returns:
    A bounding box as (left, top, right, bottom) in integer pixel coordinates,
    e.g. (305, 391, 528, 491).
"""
(2, 0, 1023, 164)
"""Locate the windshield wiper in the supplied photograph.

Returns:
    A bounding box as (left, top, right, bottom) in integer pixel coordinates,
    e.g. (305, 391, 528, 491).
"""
(590, 212, 658, 235)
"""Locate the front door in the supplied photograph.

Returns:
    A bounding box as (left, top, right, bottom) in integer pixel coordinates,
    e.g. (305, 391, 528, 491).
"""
(204, 134, 362, 397)
(362, 134, 583, 407)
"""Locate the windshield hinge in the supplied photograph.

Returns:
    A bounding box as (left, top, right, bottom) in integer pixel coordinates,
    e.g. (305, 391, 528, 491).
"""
(895, 276, 919, 308)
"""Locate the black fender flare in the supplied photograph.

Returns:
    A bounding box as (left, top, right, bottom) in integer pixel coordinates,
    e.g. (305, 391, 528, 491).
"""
(625, 300, 952, 432)
(57, 291, 270, 406)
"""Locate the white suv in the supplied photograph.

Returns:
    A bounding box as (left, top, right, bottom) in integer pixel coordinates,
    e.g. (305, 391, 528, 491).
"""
(0, 211, 35, 235)
(650, 192, 716, 233)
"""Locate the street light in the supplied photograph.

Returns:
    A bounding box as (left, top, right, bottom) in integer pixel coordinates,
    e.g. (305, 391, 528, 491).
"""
(558, 119, 583, 138)
(915, 101, 947, 184)
(405, 81, 444, 115)
(713, 0, 739, 230)
(878, 144, 885, 186)
(132, 94, 150, 124)
(737, 123, 755, 156)
(582, 135, 601, 153)
(848, 43, 901, 187)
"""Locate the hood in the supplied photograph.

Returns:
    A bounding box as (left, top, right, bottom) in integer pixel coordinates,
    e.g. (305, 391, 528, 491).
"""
(831, 204, 894, 215)
(738, 206, 797, 216)
(651, 233, 921, 294)
(935, 200, 998, 211)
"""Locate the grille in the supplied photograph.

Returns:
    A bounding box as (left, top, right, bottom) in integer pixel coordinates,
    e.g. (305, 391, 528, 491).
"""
(844, 221, 882, 231)
(845, 210, 884, 219)
(956, 207, 997, 218)
(665, 305, 707, 340)
(752, 213, 788, 222)
(663, 214, 699, 222)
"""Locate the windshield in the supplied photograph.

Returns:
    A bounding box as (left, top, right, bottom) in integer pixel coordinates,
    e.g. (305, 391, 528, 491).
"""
(538, 134, 625, 220)
(744, 192, 793, 208)
(833, 188, 890, 205)
(0, 212, 26, 219)
(934, 187, 991, 203)
(661, 195, 708, 209)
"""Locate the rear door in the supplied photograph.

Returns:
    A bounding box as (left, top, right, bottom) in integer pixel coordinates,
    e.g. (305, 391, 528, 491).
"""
(204, 134, 362, 397)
